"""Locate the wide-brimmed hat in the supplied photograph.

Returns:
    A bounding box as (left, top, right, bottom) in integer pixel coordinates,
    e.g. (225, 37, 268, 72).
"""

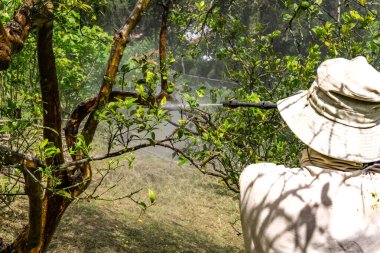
(277, 56, 380, 163)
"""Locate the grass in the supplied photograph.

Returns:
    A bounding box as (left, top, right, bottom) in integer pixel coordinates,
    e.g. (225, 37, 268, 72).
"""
(1, 147, 244, 252)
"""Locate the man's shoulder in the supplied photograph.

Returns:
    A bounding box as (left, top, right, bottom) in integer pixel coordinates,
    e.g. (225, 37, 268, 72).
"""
(244, 163, 289, 172)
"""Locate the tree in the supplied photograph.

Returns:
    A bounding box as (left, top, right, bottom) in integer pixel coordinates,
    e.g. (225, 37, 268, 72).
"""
(0, 0, 236, 251)
(0, 1, 155, 251)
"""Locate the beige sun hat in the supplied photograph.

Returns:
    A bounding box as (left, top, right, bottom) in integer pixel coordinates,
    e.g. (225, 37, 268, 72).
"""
(277, 56, 380, 163)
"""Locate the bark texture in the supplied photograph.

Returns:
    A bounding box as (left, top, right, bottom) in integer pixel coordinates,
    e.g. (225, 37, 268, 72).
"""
(159, 1, 170, 91)
(0, 0, 36, 70)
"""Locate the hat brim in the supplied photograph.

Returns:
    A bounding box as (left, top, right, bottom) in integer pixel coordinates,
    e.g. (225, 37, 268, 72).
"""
(277, 91, 380, 163)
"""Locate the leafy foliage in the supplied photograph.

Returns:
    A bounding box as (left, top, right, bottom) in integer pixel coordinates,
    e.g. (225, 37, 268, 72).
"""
(167, 0, 379, 191)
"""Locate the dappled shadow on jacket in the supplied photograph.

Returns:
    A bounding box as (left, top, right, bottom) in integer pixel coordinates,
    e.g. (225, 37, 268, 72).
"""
(240, 163, 380, 253)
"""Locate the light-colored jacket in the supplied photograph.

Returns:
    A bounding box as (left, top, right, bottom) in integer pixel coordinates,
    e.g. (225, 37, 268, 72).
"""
(239, 163, 380, 253)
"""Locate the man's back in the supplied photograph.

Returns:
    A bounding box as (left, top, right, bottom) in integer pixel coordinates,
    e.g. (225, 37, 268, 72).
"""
(240, 163, 380, 253)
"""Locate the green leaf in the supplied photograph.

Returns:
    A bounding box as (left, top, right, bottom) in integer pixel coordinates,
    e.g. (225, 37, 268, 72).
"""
(160, 96, 167, 106)
(283, 13, 293, 20)
(195, 1, 205, 11)
(122, 98, 138, 109)
(177, 129, 184, 139)
(78, 3, 92, 12)
(40, 139, 49, 149)
(139, 201, 147, 210)
(196, 88, 205, 98)
(178, 155, 188, 166)
(350, 10, 363, 21)
(121, 64, 131, 73)
(148, 189, 156, 204)
(136, 84, 145, 95)
(145, 70, 155, 82)
(45, 147, 61, 158)
(57, 190, 72, 199)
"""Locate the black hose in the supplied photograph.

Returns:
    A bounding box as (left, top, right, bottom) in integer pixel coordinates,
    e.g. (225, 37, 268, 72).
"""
(222, 99, 277, 110)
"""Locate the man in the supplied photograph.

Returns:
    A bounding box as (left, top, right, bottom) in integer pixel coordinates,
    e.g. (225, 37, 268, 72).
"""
(240, 56, 380, 253)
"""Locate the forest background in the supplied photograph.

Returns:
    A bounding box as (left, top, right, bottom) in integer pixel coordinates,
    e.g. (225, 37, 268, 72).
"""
(0, 0, 379, 252)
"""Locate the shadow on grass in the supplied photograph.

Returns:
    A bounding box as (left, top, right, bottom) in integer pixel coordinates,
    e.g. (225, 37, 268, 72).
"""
(49, 203, 243, 253)
(196, 179, 239, 199)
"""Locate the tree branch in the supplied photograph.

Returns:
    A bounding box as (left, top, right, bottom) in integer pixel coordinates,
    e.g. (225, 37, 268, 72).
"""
(0, 0, 49, 70)
(37, 3, 64, 166)
(159, 1, 171, 91)
(156, 142, 227, 179)
(0, 145, 43, 170)
(24, 167, 43, 250)
(57, 142, 158, 170)
(64, 91, 145, 152)
(80, 0, 151, 147)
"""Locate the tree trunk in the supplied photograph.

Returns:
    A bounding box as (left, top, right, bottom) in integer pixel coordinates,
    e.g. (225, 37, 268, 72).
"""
(1, 6, 70, 252)
(3, 197, 71, 253)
